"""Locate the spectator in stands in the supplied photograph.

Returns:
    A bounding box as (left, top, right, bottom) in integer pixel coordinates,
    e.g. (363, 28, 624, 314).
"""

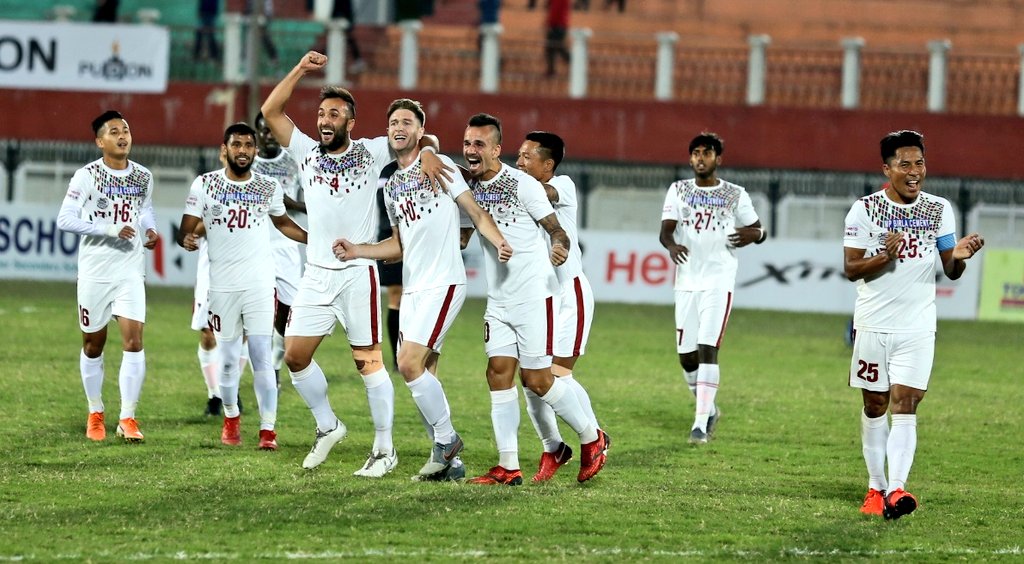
(92, 0, 119, 22)
(545, 0, 571, 77)
(659, 132, 766, 446)
(195, 0, 221, 62)
(604, 0, 625, 12)
(245, 0, 279, 65)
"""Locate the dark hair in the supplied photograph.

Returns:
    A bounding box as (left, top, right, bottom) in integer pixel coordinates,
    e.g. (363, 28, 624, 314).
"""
(223, 122, 257, 144)
(320, 86, 357, 117)
(387, 98, 426, 127)
(524, 131, 565, 170)
(91, 110, 124, 136)
(880, 130, 925, 164)
(688, 132, 723, 156)
(467, 113, 502, 144)
(254, 111, 265, 128)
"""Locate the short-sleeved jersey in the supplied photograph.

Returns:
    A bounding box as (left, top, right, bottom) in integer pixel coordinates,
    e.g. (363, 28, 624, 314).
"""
(844, 190, 957, 333)
(547, 175, 584, 282)
(183, 169, 285, 292)
(288, 129, 390, 269)
(254, 149, 302, 249)
(661, 179, 759, 292)
(469, 163, 559, 305)
(60, 159, 155, 282)
(384, 153, 469, 292)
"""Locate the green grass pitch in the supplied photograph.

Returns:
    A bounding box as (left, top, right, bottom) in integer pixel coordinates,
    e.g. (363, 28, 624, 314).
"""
(1, 280, 1022, 560)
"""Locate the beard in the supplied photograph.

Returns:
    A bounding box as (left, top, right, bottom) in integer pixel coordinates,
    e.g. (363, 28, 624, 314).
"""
(319, 127, 349, 152)
(227, 157, 252, 177)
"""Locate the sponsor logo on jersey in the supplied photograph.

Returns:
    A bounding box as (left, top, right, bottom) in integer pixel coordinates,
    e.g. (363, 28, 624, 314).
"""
(885, 218, 933, 230)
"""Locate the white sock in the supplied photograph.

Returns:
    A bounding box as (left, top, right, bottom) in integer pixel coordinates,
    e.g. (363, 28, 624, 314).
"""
(693, 363, 720, 432)
(247, 335, 277, 431)
(290, 360, 338, 431)
(362, 367, 394, 454)
(524, 387, 562, 452)
(197, 344, 220, 398)
(684, 368, 698, 396)
(541, 378, 597, 444)
(118, 350, 146, 420)
(80, 350, 104, 413)
(861, 411, 889, 492)
(490, 387, 520, 470)
(562, 373, 599, 430)
(218, 337, 243, 419)
(406, 370, 455, 444)
(271, 330, 285, 371)
(887, 414, 917, 492)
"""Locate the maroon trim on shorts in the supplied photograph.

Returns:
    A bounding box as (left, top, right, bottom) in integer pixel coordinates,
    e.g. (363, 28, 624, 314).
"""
(368, 266, 380, 344)
(427, 285, 457, 349)
(546, 296, 554, 356)
(572, 276, 585, 356)
(715, 291, 733, 348)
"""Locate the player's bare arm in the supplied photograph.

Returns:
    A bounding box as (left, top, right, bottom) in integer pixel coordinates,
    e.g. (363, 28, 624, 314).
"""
(455, 191, 513, 262)
(460, 227, 476, 250)
(843, 232, 900, 281)
(284, 194, 306, 214)
(177, 214, 202, 251)
(538, 213, 569, 266)
(659, 219, 689, 265)
(417, 135, 454, 191)
(728, 221, 765, 248)
(143, 228, 159, 249)
(271, 213, 308, 245)
(542, 182, 560, 204)
(333, 227, 403, 262)
(941, 232, 985, 280)
(260, 51, 327, 148)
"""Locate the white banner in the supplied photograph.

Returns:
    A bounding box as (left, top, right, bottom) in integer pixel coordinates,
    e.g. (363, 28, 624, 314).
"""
(0, 20, 169, 93)
(0, 203, 198, 286)
(573, 230, 981, 319)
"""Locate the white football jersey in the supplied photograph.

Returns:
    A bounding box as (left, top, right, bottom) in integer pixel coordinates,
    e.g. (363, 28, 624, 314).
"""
(58, 159, 155, 282)
(661, 178, 759, 292)
(288, 129, 390, 269)
(547, 174, 584, 283)
(254, 149, 302, 250)
(844, 190, 957, 333)
(384, 153, 469, 292)
(469, 163, 559, 305)
(183, 169, 285, 292)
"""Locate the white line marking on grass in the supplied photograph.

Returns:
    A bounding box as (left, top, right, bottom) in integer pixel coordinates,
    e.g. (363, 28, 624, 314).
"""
(3, 547, 1022, 560)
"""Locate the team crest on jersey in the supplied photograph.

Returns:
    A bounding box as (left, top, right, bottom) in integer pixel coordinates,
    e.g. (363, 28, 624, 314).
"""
(415, 189, 433, 204)
(211, 204, 224, 217)
(680, 206, 692, 219)
(96, 197, 109, 210)
(472, 170, 524, 227)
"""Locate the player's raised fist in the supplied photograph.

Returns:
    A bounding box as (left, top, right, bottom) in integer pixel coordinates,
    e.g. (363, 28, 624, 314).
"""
(299, 51, 328, 72)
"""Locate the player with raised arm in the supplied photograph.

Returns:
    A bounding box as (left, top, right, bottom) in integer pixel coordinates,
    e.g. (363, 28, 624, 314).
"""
(845, 130, 984, 519)
(57, 110, 159, 443)
(515, 131, 609, 482)
(260, 51, 451, 477)
(254, 111, 305, 387)
(460, 114, 607, 486)
(659, 132, 765, 446)
(177, 123, 308, 451)
(333, 99, 513, 482)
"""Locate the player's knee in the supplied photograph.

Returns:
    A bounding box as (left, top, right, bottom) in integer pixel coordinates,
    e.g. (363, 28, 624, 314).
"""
(352, 347, 384, 375)
(680, 352, 698, 372)
(82, 339, 105, 358)
(122, 336, 143, 353)
(395, 350, 424, 382)
(283, 348, 311, 372)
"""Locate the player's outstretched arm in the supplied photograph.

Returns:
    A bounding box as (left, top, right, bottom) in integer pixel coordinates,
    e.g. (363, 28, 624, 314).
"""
(284, 194, 307, 214)
(455, 191, 512, 262)
(333, 228, 403, 262)
(538, 213, 569, 266)
(843, 231, 900, 281)
(271, 213, 308, 245)
(261, 51, 327, 148)
(417, 136, 454, 191)
(659, 219, 688, 265)
(941, 232, 985, 280)
(177, 214, 202, 251)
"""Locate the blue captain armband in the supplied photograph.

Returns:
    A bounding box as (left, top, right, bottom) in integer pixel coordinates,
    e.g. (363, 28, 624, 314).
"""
(937, 233, 955, 252)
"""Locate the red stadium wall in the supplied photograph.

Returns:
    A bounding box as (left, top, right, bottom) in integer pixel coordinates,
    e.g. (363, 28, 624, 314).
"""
(2, 84, 1022, 179)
